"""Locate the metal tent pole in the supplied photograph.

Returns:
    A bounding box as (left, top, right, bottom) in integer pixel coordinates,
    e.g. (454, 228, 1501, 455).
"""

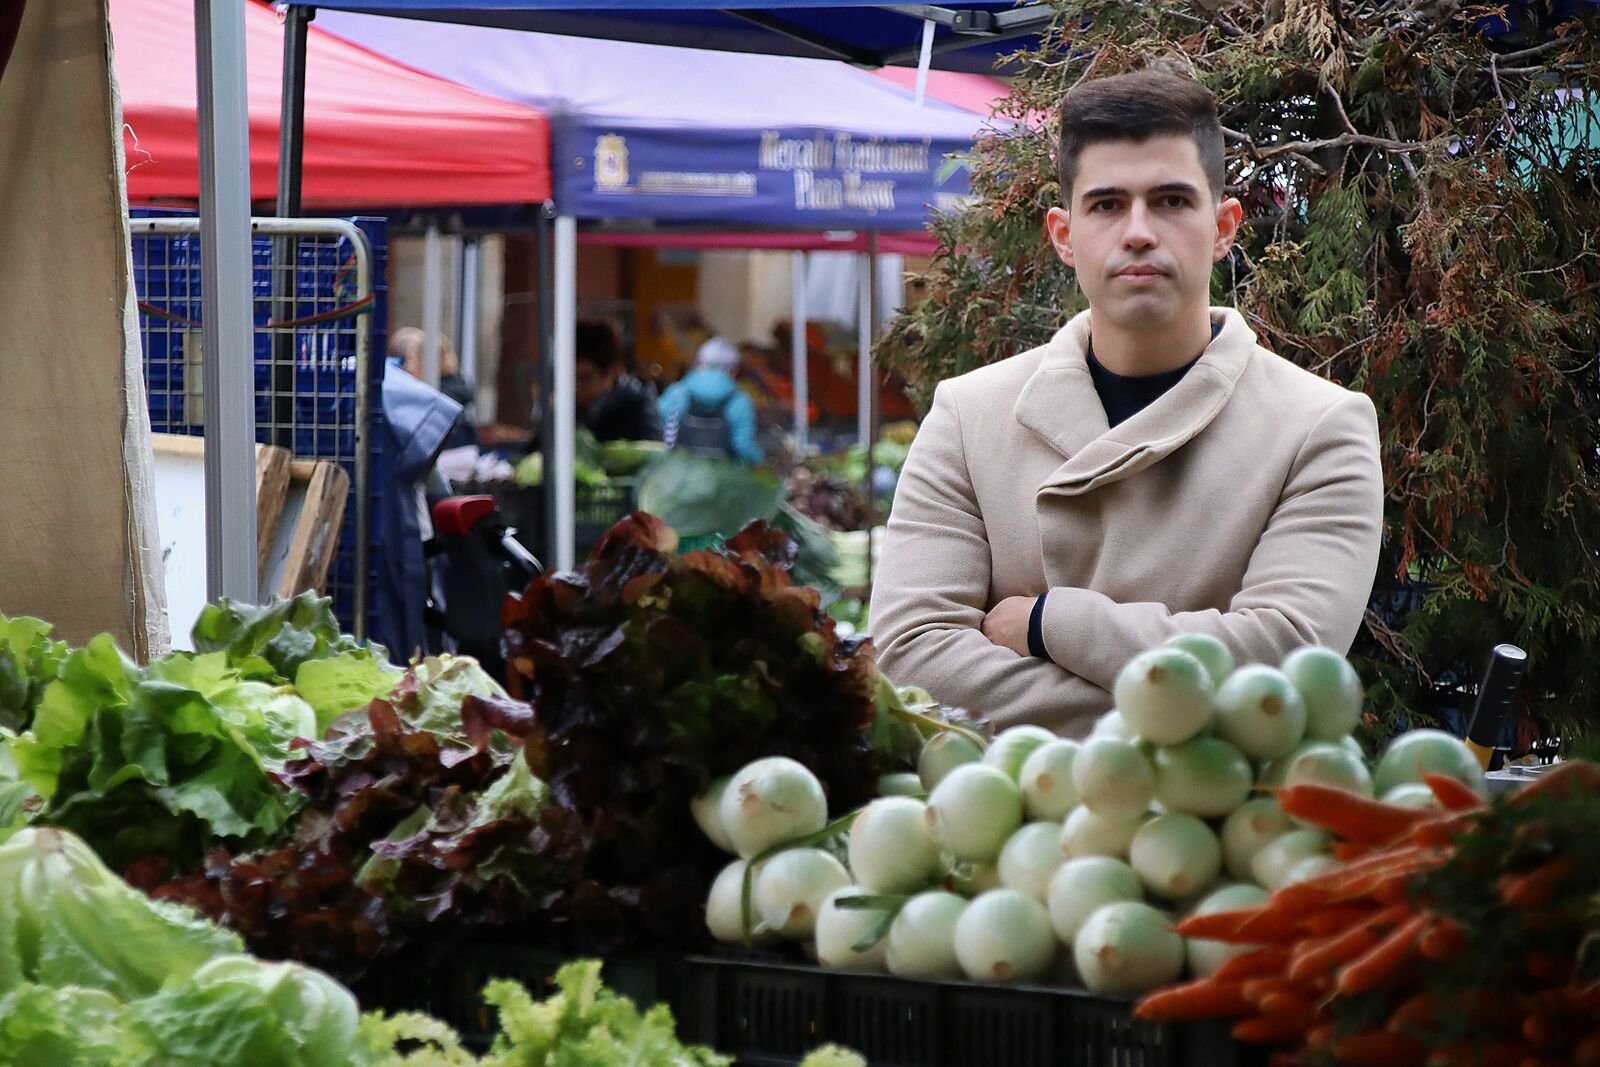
(422, 221, 444, 387)
(856, 250, 874, 450)
(535, 205, 556, 564)
(194, 0, 258, 602)
(790, 250, 809, 450)
(271, 5, 311, 453)
(458, 236, 480, 386)
(552, 215, 578, 571)
(861, 233, 881, 586)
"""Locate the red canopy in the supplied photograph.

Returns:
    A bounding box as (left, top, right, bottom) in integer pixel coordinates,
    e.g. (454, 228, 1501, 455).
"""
(113, 0, 551, 208)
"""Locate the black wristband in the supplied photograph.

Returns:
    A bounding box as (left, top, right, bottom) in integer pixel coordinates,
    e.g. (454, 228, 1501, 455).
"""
(1027, 591, 1049, 659)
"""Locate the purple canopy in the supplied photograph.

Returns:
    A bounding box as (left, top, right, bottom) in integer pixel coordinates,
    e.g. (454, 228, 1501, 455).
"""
(317, 10, 1013, 229)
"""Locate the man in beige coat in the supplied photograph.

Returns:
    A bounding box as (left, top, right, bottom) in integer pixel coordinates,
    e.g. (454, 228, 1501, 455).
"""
(870, 70, 1384, 737)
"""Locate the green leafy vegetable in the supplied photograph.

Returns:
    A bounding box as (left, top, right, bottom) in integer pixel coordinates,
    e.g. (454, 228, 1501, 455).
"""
(0, 983, 126, 1067)
(148, 652, 319, 774)
(123, 954, 360, 1067)
(0, 827, 242, 1001)
(9, 638, 294, 874)
(295, 651, 404, 734)
(0, 614, 68, 732)
(635, 451, 784, 538)
(191, 592, 389, 684)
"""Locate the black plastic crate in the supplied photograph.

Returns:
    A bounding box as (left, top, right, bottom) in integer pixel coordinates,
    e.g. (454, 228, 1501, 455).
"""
(674, 954, 1261, 1067)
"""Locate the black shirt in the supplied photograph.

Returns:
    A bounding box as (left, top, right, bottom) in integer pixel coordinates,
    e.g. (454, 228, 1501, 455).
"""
(1028, 320, 1225, 660)
(1087, 321, 1222, 428)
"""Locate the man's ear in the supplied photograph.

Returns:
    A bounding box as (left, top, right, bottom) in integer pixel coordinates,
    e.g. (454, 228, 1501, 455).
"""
(1213, 196, 1244, 261)
(1045, 205, 1075, 268)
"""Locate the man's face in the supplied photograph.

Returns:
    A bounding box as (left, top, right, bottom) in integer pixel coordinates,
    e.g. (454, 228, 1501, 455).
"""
(1046, 134, 1242, 333)
(575, 359, 612, 410)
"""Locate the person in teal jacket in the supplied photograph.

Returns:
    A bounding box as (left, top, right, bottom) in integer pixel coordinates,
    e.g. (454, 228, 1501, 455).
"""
(659, 337, 765, 464)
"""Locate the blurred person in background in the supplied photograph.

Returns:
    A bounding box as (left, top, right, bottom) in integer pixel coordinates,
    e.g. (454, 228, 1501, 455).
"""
(659, 337, 764, 465)
(576, 319, 662, 443)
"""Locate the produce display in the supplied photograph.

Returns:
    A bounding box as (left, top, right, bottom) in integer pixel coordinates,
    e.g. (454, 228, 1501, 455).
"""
(692, 632, 1496, 1010)
(8, 509, 1586, 1067)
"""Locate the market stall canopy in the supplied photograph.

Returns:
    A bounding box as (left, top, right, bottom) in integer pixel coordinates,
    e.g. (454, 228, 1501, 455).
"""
(284, 2, 1048, 72)
(114, 0, 552, 208)
(312, 9, 1015, 229)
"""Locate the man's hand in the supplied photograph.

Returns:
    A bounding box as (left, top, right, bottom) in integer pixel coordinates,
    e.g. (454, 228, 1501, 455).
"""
(982, 596, 1038, 656)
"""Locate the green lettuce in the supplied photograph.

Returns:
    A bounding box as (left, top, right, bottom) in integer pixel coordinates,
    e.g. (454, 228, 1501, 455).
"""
(148, 652, 319, 774)
(0, 983, 126, 1067)
(8, 639, 294, 874)
(0, 615, 68, 732)
(191, 592, 389, 684)
(295, 652, 405, 733)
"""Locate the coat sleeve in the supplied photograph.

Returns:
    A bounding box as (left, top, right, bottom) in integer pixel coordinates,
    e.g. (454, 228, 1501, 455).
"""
(726, 390, 764, 464)
(1038, 391, 1384, 691)
(870, 382, 1112, 735)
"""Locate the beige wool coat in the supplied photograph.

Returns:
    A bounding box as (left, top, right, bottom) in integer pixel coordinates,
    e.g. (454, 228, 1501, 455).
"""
(869, 306, 1385, 737)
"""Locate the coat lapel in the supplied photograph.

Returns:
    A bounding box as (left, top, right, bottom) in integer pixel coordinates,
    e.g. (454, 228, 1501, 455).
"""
(1016, 307, 1258, 498)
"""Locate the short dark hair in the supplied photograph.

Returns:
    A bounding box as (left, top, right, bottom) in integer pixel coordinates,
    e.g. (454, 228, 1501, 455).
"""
(1057, 70, 1226, 201)
(575, 320, 623, 372)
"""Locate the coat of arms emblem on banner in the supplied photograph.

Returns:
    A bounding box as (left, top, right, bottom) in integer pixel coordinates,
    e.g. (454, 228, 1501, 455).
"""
(594, 134, 629, 189)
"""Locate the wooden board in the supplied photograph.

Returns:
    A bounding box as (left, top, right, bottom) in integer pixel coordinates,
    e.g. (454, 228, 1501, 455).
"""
(255, 445, 291, 586)
(151, 433, 293, 650)
(265, 459, 350, 599)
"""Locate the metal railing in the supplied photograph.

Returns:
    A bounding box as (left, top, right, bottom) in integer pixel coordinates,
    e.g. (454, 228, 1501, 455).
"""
(129, 216, 375, 638)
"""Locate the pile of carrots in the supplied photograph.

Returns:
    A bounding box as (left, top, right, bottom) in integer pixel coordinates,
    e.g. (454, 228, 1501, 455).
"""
(1135, 761, 1600, 1067)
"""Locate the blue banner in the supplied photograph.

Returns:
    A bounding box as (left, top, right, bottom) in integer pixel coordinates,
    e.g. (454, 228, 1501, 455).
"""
(556, 119, 972, 230)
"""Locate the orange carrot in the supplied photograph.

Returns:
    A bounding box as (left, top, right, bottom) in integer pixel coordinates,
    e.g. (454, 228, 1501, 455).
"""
(1296, 844, 1428, 893)
(1369, 866, 1420, 905)
(1422, 771, 1484, 811)
(1521, 1011, 1560, 1049)
(1335, 912, 1428, 996)
(1288, 911, 1399, 983)
(1428, 1042, 1523, 1067)
(1277, 782, 1430, 843)
(1332, 1030, 1427, 1067)
(1499, 856, 1575, 908)
(1522, 951, 1570, 983)
(1176, 906, 1267, 941)
(1242, 977, 1300, 1006)
(1301, 903, 1381, 937)
(1236, 906, 1311, 944)
(1232, 1014, 1308, 1044)
(1213, 947, 1292, 980)
(1334, 840, 1374, 862)
(1134, 977, 1254, 1022)
(1387, 989, 1438, 1036)
(1411, 810, 1480, 847)
(1565, 983, 1600, 1016)
(1269, 879, 1334, 914)
(1418, 915, 1465, 961)
(1256, 990, 1318, 1028)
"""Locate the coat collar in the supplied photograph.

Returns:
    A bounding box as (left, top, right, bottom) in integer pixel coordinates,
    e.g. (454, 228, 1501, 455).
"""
(1014, 306, 1258, 497)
